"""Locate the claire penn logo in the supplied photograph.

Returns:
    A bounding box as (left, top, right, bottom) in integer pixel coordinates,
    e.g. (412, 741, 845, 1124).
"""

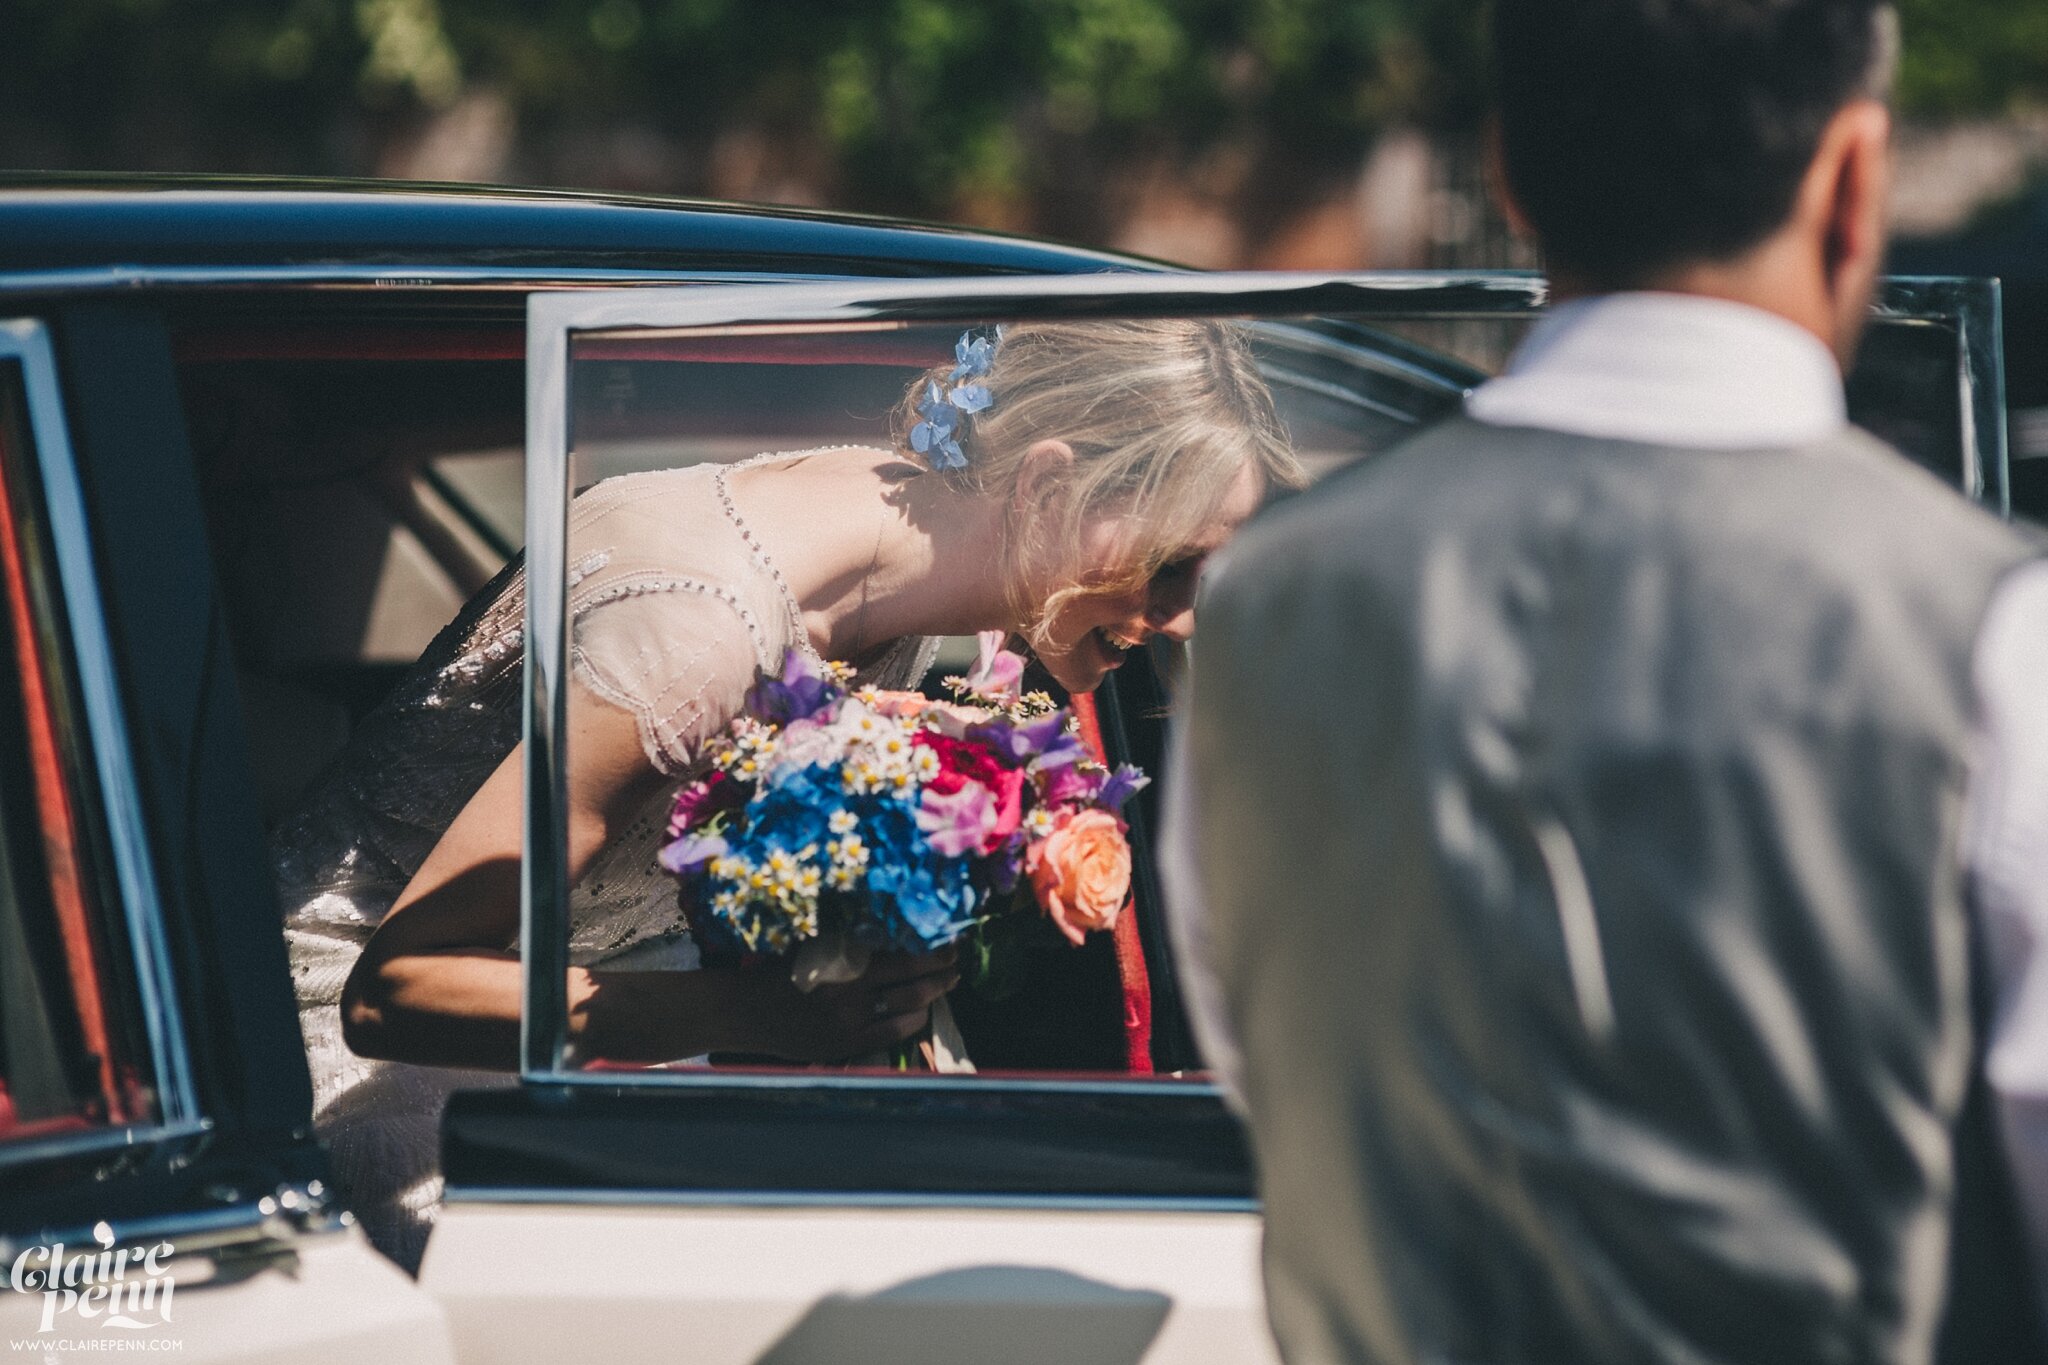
(7, 1223, 179, 1348)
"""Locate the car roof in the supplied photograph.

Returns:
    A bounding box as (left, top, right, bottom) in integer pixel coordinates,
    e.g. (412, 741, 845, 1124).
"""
(0, 172, 1161, 279)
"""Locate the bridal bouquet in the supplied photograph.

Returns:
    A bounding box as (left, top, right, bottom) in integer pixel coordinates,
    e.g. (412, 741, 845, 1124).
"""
(658, 633, 1147, 986)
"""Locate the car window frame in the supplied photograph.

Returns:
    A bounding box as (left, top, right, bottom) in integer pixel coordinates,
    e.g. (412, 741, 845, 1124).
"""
(521, 269, 2011, 1088)
(0, 317, 201, 1171)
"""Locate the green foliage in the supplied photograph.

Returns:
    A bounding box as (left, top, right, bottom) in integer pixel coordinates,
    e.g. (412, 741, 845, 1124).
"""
(1895, 0, 2048, 118)
(1, 0, 2040, 226)
(0, 0, 1472, 217)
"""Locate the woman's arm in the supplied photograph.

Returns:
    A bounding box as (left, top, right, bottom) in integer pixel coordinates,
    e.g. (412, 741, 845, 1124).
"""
(339, 684, 956, 1069)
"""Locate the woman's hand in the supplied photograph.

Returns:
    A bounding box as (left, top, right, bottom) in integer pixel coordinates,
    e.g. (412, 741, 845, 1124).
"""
(736, 946, 961, 1062)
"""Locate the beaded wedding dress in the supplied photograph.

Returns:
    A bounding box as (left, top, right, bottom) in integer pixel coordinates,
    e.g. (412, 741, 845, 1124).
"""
(272, 450, 939, 1272)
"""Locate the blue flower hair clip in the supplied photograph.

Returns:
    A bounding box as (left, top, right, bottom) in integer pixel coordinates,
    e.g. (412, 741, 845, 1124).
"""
(911, 329, 998, 471)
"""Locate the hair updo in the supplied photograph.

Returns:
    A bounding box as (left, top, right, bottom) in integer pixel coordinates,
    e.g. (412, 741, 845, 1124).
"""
(890, 319, 1305, 641)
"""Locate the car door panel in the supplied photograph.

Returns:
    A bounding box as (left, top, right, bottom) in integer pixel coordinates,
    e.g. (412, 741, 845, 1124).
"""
(0, 310, 459, 1363)
(0, 1228, 456, 1364)
(425, 1204, 1273, 1365)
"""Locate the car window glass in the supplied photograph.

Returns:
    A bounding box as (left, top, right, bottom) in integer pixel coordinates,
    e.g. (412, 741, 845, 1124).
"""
(0, 359, 160, 1149)
(1367, 309, 1978, 493)
(181, 347, 522, 824)
(545, 315, 1464, 1082)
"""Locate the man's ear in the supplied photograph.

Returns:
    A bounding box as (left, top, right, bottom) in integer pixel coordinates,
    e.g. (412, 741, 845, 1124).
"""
(1802, 97, 1892, 358)
(1483, 119, 1536, 240)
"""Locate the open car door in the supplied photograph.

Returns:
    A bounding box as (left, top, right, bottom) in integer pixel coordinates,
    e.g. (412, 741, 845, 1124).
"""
(418, 271, 2008, 1365)
(0, 310, 457, 1361)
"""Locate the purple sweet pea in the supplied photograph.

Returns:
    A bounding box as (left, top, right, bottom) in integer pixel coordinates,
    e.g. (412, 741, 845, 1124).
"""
(987, 829, 1027, 894)
(1026, 723, 1088, 774)
(1097, 764, 1152, 812)
(745, 648, 836, 725)
(658, 830, 728, 875)
(971, 712, 1077, 769)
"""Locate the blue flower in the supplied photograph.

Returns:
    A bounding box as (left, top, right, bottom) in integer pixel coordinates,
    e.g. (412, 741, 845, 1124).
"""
(858, 792, 979, 950)
(911, 330, 999, 473)
(949, 333, 995, 382)
(749, 769, 838, 849)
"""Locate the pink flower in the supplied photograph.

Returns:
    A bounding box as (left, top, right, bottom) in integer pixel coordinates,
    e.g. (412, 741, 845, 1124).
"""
(917, 780, 999, 859)
(918, 731, 1004, 794)
(667, 770, 742, 838)
(981, 766, 1026, 851)
(967, 629, 1027, 702)
(1025, 809, 1131, 945)
(918, 732, 1025, 854)
(921, 700, 991, 738)
(774, 716, 841, 770)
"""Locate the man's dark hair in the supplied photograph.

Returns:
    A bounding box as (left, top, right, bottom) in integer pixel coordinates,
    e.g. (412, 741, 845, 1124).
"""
(1492, 0, 1894, 288)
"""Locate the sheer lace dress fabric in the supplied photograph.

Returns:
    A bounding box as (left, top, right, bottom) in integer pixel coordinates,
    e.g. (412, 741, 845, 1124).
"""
(272, 450, 939, 1272)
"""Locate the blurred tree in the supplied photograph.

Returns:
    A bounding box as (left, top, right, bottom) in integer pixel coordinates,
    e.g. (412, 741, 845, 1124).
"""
(1895, 0, 2048, 117)
(0, 0, 2040, 253)
(0, 0, 1480, 245)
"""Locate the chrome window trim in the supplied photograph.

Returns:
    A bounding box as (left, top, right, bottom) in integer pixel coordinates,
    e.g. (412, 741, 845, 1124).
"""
(441, 1186, 1259, 1215)
(0, 318, 201, 1146)
(0, 1180, 346, 1264)
(516, 1068, 1229, 1098)
(0, 265, 874, 295)
(1871, 275, 2010, 508)
(0, 1118, 212, 1173)
(521, 269, 2007, 1082)
(522, 297, 574, 1074)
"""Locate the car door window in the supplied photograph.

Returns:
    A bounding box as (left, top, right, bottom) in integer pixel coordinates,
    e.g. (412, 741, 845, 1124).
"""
(529, 305, 1474, 1084)
(522, 273, 2007, 1090)
(0, 322, 195, 1166)
(1362, 276, 2010, 509)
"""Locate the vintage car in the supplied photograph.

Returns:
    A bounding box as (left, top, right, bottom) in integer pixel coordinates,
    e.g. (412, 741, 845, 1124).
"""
(0, 175, 2017, 1364)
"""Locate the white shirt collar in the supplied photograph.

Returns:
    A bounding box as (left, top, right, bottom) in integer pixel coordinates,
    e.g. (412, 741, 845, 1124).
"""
(1465, 292, 1847, 449)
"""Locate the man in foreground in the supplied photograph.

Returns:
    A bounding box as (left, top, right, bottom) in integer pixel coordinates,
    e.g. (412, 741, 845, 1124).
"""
(1166, 2, 2048, 1360)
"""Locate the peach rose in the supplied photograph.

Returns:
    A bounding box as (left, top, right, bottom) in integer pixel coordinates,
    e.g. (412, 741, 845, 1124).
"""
(865, 692, 991, 731)
(1026, 809, 1131, 945)
(866, 689, 932, 718)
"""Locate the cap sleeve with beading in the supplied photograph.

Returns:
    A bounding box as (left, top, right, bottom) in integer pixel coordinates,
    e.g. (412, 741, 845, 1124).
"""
(565, 466, 798, 778)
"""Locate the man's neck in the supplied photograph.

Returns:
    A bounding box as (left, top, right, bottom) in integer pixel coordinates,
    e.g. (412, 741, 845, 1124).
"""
(1465, 292, 1847, 449)
(1550, 235, 1848, 373)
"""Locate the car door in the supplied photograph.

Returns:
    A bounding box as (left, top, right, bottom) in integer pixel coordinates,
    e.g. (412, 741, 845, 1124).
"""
(416, 271, 2007, 1365)
(0, 307, 459, 1364)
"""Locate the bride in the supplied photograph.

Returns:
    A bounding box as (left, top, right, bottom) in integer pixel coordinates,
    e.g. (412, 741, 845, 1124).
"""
(272, 318, 1304, 1268)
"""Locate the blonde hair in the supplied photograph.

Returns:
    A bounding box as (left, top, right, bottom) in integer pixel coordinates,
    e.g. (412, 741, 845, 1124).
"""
(891, 319, 1305, 643)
